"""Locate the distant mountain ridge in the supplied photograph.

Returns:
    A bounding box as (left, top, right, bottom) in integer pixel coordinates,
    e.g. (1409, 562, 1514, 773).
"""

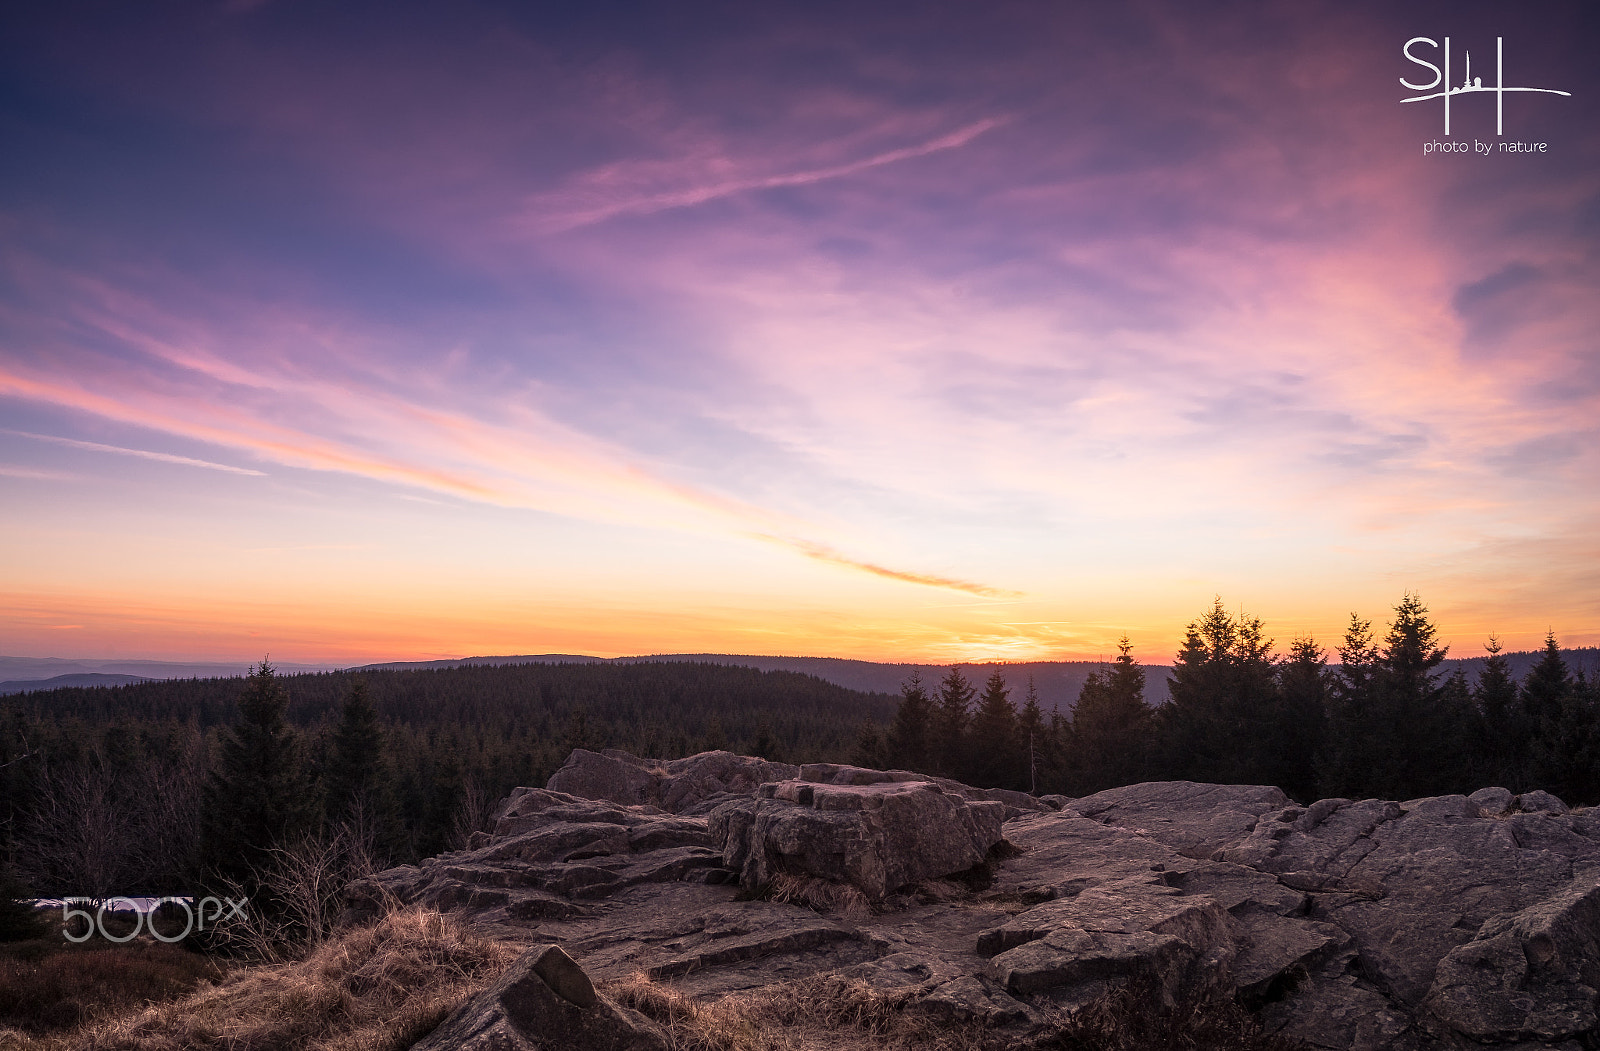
(0, 656, 338, 696)
(346, 653, 1170, 711)
(6, 646, 1594, 708)
(0, 673, 152, 695)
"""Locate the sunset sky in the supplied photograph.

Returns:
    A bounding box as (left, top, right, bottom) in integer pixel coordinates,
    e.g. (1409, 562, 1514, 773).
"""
(2, 1, 1596, 664)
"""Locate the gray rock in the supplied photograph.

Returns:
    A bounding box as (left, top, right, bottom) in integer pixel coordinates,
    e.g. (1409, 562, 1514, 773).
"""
(1425, 873, 1600, 1041)
(1231, 912, 1350, 998)
(1260, 975, 1415, 1051)
(359, 751, 1600, 1049)
(982, 880, 1235, 1005)
(1471, 787, 1515, 815)
(711, 780, 1004, 900)
(1518, 790, 1570, 815)
(340, 788, 733, 923)
(1070, 781, 1290, 858)
(412, 944, 668, 1051)
(547, 749, 799, 813)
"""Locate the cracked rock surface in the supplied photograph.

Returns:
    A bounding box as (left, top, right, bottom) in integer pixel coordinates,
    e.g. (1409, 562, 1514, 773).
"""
(347, 750, 1600, 1050)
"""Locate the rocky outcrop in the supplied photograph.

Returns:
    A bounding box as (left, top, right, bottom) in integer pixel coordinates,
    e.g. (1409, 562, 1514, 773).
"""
(711, 779, 1005, 899)
(343, 785, 735, 923)
(413, 943, 668, 1051)
(545, 749, 799, 814)
(354, 752, 1600, 1051)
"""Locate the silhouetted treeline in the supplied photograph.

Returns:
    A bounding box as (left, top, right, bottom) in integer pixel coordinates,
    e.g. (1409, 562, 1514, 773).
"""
(0, 661, 893, 896)
(4, 603, 1596, 901)
(859, 595, 1600, 806)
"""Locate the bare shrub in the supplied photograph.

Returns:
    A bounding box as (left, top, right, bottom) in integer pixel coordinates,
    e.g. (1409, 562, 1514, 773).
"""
(15, 738, 204, 901)
(448, 775, 496, 852)
(206, 826, 382, 962)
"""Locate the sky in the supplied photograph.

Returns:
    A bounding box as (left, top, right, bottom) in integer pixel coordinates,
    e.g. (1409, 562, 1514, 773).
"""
(1, 0, 1596, 665)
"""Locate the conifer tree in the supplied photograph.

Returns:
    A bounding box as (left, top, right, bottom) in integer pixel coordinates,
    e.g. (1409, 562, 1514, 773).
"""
(701, 715, 729, 753)
(850, 722, 888, 769)
(1378, 593, 1454, 798)
(1275, 638, 1330, 802)
(752, 719, 784, 763)
(969, 671, 1020, 789)
(1522, 632, 1573, 732)
(1158, 599, 1279, 785)
(1017, 678, 1046, 795)
(1523, 635, 1597, 803)
(323, 678, 401, 862)
(1319, 614, 1381, 798)
(888, 673, 934, 772)
(202, 660, 312, 883)
(1067, 637, 1151, 794)
(1474, 637, 1526, 789)
(933, 667, 975, 781)
(1324, 595, 1456, 799)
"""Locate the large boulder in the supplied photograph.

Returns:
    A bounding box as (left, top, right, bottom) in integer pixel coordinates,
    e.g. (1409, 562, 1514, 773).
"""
(979, 878, 1236, 1006)
(546, 749, 799, 814)
(711, 779, 1005, 900)
(412, 943, 667, 1051)
(1424, 873, 1600, 1042)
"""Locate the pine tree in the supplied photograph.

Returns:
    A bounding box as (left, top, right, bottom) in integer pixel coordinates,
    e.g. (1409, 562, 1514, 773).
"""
(1522, 632, 1573, 732)
(888, 673, 934, 773)
(1324, 595, 1457, 799)
(752, 719, 784, 763)
(969, 671, 1020, 789)
(1017, 678, 1046, 795)
(850, 722, 889, 770)
(701, 715, 729, 753)
(1275, 638, 1329, 802)
(1158, 599, 1279, 785)
(202, 660, 312, 883)
(933, 667, 975, 781)
(1379, 593, 1454, 798)
(1068, 637, 1152, 794)
(1474, 636, 1526, 789)
(1319, 614, 1381, 798)
(323, 678, 401, 862)
(1523, 635, 1596, 803)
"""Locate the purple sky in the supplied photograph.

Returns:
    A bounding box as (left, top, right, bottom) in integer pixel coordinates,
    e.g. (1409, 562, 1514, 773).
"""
(2, 1, 1596, 662)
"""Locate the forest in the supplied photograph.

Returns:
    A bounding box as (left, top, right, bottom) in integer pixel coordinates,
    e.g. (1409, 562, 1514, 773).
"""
(1, 593, 1596, 902)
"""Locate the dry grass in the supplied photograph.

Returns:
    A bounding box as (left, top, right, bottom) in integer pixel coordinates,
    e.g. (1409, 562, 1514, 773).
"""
(608, 972, 1005, 1051)
(0, 940, 224, 1036)
(0, 908, 517, 1051)
(1031, 977, 1309, 1050)
(749, 875, 872, 922)
(608, 971, 1309, 1051)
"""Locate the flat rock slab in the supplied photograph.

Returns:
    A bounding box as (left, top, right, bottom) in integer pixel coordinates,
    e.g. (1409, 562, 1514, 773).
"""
(712, 780, 1004, 900)
(1069, 781, 1290, 859)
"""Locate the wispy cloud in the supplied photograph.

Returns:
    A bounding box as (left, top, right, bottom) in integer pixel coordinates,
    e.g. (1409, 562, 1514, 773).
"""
(756, 534, 1022, 598)
(519, 117, 1010, 234)
(0, 464, 81, 481)
(3, 428, 267, 475)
